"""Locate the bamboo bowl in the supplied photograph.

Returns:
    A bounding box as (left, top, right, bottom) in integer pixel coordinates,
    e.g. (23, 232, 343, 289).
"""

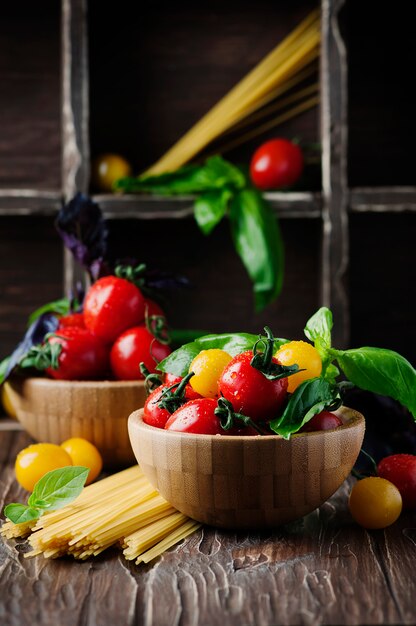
(128, 406, 365, 529)
(6, 377, 147, 467)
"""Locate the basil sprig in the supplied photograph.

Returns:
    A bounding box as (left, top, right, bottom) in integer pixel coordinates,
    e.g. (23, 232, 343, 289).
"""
(115, 155, 284, 311)
(4, 466, 89, 525)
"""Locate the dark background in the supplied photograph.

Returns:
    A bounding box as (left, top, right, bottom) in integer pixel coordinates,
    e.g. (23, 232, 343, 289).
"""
(0, 1, 415, 365)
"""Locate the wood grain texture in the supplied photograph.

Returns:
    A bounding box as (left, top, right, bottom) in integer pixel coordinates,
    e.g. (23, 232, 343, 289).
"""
(6, 378, 147, 468)
(128, 407, 365, 529)
(0, 4, 61, 190)
(1, 429, 416, 626)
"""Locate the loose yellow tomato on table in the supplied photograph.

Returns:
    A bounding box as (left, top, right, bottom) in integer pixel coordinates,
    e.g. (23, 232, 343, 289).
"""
(15, 443, 73, 492)
(91, 153, 132, 192)
(61, 438, 103, 485)
(349, 477, 403, 529)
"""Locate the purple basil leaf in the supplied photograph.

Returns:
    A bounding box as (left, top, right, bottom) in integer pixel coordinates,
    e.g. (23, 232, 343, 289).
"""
(1, 313, 59, 383)
(55, 193, 108, 280)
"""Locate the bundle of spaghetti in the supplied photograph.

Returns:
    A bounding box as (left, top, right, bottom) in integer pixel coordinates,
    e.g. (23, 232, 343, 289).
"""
(145, 9, 320, 176)
(2, 465, 201, 564)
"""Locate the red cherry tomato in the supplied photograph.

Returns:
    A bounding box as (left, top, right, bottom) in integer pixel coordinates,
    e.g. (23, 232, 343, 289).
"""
(378, 454, 416, 510)
(250, 138, 304, 190)
(110, 326, 171, 380)
(165, 398, 224, 435)
(143, 384, 173, 429)
(218, 351, 288, 422)
(58, 312, 85, 329)
(143, 298, 166, 320)
(45, 327, 110, 380)
(299, 411, 343, 433)
(164, 373, 201, 400)
(84, 276, 145, 343)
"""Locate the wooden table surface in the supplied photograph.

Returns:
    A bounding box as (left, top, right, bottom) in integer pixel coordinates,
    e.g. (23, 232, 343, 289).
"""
(1, 422, 416, 626)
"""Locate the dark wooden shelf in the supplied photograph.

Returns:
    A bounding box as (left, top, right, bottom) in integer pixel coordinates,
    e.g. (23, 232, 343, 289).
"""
(350, 187, 416, 213)
(0, 190, 62, 216)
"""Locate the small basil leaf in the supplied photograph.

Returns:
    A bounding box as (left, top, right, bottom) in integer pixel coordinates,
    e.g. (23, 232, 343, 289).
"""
(336, 347, 416, 418)
(229, 189, 284, 312)
(4, 504, 41, 524)
(30, 466, 89, 511)
(324, 362, 340, 382)
(304, 307, 333, 347)
(270, 377, 341, 439)
(194, 188, 232, 235)
(28, 298, 71, 327)
(157, 332, 262, 377)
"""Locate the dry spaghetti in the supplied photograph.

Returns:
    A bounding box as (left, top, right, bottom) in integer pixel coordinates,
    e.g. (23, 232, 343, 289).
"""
(145, 9, 320, 175)
(1, 465, 201, 564)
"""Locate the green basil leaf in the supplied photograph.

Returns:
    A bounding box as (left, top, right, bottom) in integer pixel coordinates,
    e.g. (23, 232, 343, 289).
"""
(115, 156, 246, 195)
(194, 188, 232, 235)
(29, 466, 89, 511)
(335, 347, 416, 417)
(157, 341, 202, 377)
(0, 356, 11, 384)
(229, 189, 284, 312)
(304, 307, 333, 347)
(169, 328, 210, 349)
(4, 503, 41, 524)
(270, 377, 341, 439)
(324, 362, 340, 382)
(27, 298, 71, 327)
(158, 332, 288, 377)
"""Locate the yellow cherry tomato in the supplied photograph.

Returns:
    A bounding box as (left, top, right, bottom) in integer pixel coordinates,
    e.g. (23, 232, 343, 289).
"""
(349, 477, 402, 529)
(189, 349, 233, 398)
(91, 153, 132, 192)
(15, 443, 73, 492)
(1, 383, 17, 419)
(60, 437, 103, 485)
(275, 340, 322, 392)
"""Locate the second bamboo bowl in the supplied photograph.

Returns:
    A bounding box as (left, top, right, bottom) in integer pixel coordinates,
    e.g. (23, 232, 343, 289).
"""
(6, 377, 147, 467)
(128, 406, 365, 529)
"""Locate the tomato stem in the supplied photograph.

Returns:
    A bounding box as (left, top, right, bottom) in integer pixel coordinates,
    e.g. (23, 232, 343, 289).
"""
(139, 362, 163, 395)
(251, 326, 303, 380)
(215, 397, 267, 435)
(157, 372, 195, 413)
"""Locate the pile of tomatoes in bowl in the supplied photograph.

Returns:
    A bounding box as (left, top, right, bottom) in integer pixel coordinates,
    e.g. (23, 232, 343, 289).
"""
(36, 273, 171, 382)
(143, 335, 343, 436)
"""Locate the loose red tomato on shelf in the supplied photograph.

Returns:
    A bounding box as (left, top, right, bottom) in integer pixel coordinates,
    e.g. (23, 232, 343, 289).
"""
(377, 454, 416, 510)
(83, 275, 145, 343)
(110, 325, 171, 380)
(299, 410, 343, 433)
(45, 327, 110, 380)
(250, 138, 304, 190)
(91, 153, 132, 193)
(165, 398, 224, 435)
(218, 350, 288, 422)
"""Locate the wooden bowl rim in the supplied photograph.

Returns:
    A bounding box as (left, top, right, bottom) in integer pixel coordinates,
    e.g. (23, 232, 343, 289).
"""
(129, 405, 365, 442)
(7, 376, 146, 391)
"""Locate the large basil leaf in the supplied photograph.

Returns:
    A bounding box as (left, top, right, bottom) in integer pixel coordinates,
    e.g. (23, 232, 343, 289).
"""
(270, 377, 341, 439)
(158, 332, 288, 377)
(335, 347, 416, 418)
(194, 188, 232, 235)
(229, 188, 284, 312)
(27, 466, 89, 511)
(115, 156, 245, 195)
